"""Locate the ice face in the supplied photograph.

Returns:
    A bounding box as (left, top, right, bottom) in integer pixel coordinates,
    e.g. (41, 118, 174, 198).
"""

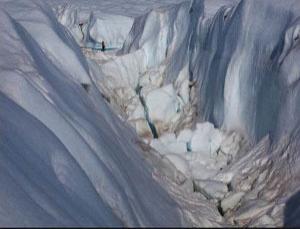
(191, 0, 300, 143)
(0, 1, 186, 227)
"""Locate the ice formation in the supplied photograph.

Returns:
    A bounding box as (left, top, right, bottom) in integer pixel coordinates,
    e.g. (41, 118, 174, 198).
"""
(1, 0, 300, 227)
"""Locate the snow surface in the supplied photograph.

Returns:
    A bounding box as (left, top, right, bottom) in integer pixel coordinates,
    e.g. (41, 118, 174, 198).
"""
(2, 0, 300, 227)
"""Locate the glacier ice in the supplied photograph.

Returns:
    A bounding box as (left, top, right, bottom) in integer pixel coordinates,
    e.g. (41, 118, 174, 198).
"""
(0, 0, 188, 227)
(221, 192, 245, 213)
(1, 0, 300, 227)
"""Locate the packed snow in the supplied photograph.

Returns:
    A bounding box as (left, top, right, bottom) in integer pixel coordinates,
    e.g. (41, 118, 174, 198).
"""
(1, 0, 300, 227)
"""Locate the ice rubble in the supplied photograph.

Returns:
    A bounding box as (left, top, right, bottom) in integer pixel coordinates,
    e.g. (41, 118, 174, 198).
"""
(66, 0, 243, 203)
(150, 122, 242, 181)
(2, 0, 300, 227)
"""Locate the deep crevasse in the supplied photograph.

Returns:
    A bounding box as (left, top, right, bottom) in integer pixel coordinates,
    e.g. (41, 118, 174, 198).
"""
(1, 0, 300, 227)
(57, 0, 300, 226)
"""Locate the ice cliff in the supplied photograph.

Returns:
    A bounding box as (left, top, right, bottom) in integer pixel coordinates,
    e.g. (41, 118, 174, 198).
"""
(0, 0, 188, 227)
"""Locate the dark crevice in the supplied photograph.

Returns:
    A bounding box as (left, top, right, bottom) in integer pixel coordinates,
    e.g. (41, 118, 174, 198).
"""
(79, 23, 85, 41)
(100, 92, 110, 103)
(193, 181, 225, 217)
(217, 200, 225, 216)
(192, 181, 212, 199)
(186, 141, 192, 152)
(81, 83, 90, 92)
(135, 84, 159, 139)
(227, 182, 233, 192)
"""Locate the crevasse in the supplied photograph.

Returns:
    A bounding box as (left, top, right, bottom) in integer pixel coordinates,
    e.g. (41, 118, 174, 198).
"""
(1, 0, 300, 227)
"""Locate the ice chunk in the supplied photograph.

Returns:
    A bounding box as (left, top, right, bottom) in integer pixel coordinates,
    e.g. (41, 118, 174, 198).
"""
(221, 192, 245, 213)
(189, 162, 218, 180)
(193, 180, 228, 200)
(130, 102, 145, 120)
(130, 118, 153, 139)
(145, 84, 181, 125)
(177, 129, 193, 142)
(159, 133, 177, 144)
(150, 136, 186, 155)
(167, 142, 187, 154)
(190, 122, 225, 154)
(150, 139, 171, 155)
(220, 132, 242, 156)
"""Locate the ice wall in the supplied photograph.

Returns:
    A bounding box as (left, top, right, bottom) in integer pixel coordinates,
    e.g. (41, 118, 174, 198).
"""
(0, 1, 188, 226)
(110, 1, 300, 225)
(119, 0, 300, 144)
(189, 1, 300, 225)
(191, 0, 300, 143)
(56, 4, 134, 48)
(120, 0, 203, 83)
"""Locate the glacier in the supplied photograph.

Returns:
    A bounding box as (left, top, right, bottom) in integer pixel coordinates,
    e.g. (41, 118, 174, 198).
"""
(1, 0, 300, 227)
